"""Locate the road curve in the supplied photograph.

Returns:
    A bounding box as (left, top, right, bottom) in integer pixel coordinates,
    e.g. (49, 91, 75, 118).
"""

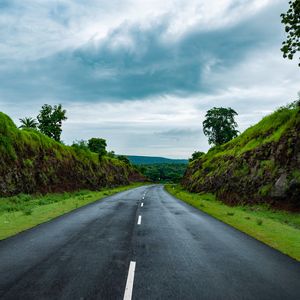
(0, 185, 299, 300)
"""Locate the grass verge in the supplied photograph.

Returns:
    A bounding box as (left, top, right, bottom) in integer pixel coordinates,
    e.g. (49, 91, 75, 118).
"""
(165, 184, 300, 261)
(0, 183, 146, 240)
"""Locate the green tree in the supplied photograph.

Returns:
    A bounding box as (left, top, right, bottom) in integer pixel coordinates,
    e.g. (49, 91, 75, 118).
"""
(88, 138, 107, 157)
(117, 155, 131, 165)
(71, 140, 89, 151)
(281, 0, 300, 66)
(189, 151, 205, 162)
(37, 104, 67, 141)
(203, 107, 239, 146)
(107, 151, 116, 158)
(19, 117, 38, 129)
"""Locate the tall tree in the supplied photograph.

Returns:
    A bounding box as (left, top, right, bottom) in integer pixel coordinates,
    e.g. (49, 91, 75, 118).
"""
(281, 0, 300, 66)
(88, 138, 107, 157)
(203, 107, 239, 146)
(37, 104, 67, 142)
(19, 117, 38, 129)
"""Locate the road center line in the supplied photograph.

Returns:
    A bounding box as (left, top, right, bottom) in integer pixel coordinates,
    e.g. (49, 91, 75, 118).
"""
(141, 203, 144, 207)
(137, 215, 142, 225)
(123, 261, 136, 300)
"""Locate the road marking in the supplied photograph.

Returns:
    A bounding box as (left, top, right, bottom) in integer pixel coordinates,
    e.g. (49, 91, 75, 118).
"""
(141, 203, 144, 207)
(137, 215, 142, 225)
(123, 261, 136, 300)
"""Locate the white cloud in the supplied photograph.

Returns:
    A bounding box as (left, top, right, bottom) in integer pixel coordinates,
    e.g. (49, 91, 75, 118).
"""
(0, 0, 297, 158)
(0, 0, 282, 60)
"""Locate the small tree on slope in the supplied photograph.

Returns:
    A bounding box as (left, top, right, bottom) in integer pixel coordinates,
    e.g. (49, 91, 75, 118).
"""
(37, 104, 67, 142)
(203, 107, 239, 146)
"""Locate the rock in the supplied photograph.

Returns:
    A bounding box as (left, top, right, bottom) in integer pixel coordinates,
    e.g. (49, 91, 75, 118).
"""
(271, 174, 288, 198)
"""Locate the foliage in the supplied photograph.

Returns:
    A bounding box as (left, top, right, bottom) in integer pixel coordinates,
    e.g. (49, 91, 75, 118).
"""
(166, 185, 300, 261)
(37, 104, 67, 142)
(138, 163, 187, 183)
(117, 155, 131, 165)
(189, 151, 205, 162)
(88, 138, 107, 157)
(0, 111, 143, 197)
(71, 139, 89, 151)
(19, 117, 38, 129)
(203, 107, 239, 146)
(183, 103, 300, 209)
(281, 0, 300, 66)
(107, 151, 116, 158)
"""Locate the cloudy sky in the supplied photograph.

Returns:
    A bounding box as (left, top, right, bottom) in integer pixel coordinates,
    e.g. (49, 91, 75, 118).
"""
(0, 0, 299, 158)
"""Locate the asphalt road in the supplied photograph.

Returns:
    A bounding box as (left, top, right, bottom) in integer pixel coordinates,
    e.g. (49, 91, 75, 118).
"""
(0, 185, 299, 300)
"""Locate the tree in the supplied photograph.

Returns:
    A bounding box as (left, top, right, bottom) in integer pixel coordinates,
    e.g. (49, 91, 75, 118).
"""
(87, 138, 107, 157)
(72, 140, 89, 151)
(117, 155, 131, 165)
(281, 0, 300, 66)
(107, 151, 116, 158)
(19, 117, 38, 129)
(189, 151, 205, 162)
(203, 107, 239, 146)
(37, 104, 67, 141)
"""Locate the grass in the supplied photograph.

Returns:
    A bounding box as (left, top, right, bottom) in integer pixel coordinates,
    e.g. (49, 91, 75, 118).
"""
(0, 183, 145, 240)
(0, 112, 143, 196)
(165, 184, 300, 261)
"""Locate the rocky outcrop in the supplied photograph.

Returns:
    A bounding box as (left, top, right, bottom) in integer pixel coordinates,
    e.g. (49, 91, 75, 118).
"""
(182, 107, 300, 210)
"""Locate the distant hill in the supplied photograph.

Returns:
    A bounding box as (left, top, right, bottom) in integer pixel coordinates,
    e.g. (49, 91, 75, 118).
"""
(124, 155, 188, 165)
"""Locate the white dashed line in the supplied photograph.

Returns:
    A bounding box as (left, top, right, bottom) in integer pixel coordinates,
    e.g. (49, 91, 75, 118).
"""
(123, 261, 136, 300)
(141, 203, 144, 207)
(137, 215, 142, 225)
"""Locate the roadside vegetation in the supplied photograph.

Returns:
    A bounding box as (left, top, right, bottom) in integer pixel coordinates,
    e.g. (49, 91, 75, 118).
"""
(0, 183, 144, 240)
(165, 185, 300, 261)
(0, 110, 144, 197)
(183, 102, 300, 209)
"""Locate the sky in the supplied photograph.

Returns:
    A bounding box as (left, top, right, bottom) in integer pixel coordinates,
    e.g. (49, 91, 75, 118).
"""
(0, 0, 299, 158)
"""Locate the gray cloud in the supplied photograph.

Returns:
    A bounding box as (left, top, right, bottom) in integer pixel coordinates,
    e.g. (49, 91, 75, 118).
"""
(0, 1, 287, 104)
(0, 0, 298, 158)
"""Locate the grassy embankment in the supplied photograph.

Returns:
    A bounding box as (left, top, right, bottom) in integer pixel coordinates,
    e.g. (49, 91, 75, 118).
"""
(165, 184, 300, 261)
(0, 183, 145, 240)
(0, 112, 143, 196)
(183, 105, 300, 208)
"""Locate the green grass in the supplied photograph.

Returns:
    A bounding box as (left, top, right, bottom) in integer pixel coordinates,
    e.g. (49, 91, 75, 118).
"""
(0, 183, 146, 240)
(165, 184, 300, 261)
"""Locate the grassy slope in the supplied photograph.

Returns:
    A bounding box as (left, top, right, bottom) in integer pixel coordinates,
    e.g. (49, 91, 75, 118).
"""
(205, 106, 299, 157)
(183, 106, 300, 207)
(166, 185, 300, 261)
(0, 183, 145, 240)
(0, 112, 142, 196)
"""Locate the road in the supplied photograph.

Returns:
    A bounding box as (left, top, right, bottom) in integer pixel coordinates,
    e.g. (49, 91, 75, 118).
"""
(0, 185, 299, 300)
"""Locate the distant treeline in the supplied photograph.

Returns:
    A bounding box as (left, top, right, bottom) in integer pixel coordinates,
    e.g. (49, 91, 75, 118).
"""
(135, 163, 187, 183)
